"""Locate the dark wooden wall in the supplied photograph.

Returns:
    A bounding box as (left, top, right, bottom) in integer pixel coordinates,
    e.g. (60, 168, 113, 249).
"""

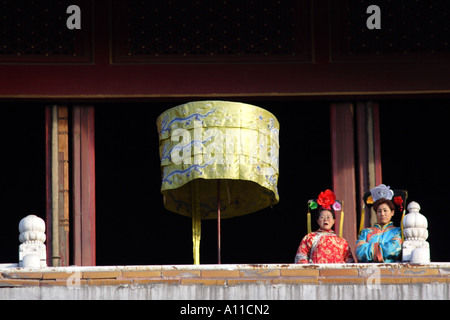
(0, 1, 448, 99)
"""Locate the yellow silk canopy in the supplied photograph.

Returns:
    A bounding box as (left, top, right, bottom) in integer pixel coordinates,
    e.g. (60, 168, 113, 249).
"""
(156, 101, 280, 263)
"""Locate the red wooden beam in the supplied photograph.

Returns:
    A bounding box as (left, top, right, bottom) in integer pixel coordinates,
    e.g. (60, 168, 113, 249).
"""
(355, 103, 383, 231)
(372, 103, 383, 186)
(330, 104, 358, 258)
(84, 107, 96, 266)
(72, 106, 96, 266)
(1, 0, 449, 98)
(72, 108, 82, 265)
(356, 103, 368, 230)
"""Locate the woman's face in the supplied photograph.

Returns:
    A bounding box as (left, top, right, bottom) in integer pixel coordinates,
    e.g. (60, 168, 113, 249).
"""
(376, 203, 394, 226)
(317, 210, 335, 231)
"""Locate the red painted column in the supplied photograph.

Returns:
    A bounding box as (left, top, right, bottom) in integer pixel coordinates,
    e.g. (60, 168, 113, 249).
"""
(356, 102, 383, 228)
(330, 104, 358, 257)
(356, 103, 368, 222)
(372, 103, 383, 186)
(72, 106, 96, 266)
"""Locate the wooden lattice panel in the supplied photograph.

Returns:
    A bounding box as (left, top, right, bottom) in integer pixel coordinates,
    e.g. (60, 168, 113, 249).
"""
(0, 0, 91, 63)
(331, 0, 450, 61)
(112, 0, 312, 63)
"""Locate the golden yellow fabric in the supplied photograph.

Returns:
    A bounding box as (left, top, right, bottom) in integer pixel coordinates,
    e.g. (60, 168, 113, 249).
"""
(157, 100, 280, 220)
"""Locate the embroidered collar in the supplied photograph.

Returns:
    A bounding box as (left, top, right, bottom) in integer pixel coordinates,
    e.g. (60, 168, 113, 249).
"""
(374, 221, 394, 230)
(317, 228, 335, 234)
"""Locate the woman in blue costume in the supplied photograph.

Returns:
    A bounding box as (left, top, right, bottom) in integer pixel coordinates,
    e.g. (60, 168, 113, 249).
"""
(356, 184, 403, 263)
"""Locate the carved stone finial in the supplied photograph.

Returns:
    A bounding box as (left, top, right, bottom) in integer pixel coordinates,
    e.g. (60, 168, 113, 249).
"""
(406, 201, 421, 213)
(18, 215, 47, 268)
(402, 202, 430, 263)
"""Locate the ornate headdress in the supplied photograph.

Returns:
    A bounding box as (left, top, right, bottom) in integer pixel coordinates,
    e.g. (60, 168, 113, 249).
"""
(362, 184, 408, 211)
(307, 189, 344, 236)
(360, 184, 408, 238)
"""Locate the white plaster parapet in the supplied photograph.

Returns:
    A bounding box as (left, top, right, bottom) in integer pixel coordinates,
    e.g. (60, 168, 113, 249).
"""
(1, 262, 450, 273)
(0, 263, 448, 300)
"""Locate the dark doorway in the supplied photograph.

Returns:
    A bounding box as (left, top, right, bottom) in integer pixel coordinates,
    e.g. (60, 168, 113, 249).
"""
(379, 99, 450, 262)
(0, 105, 46, 264)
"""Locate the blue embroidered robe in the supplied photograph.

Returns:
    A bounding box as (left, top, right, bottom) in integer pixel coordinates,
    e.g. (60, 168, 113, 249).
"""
(355, 222, 402, 263)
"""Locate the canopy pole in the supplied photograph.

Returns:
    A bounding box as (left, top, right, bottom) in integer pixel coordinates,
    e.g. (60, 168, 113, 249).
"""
(217, 180, 221, 264)
(339, 201, 344, 238)
(191, 180, 201, 265)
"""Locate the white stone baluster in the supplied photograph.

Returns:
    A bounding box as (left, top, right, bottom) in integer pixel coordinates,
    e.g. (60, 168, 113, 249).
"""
(402, 202, 430, 263)
(19, 215, 47, 268)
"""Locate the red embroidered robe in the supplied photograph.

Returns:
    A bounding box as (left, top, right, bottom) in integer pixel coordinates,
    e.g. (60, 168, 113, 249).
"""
(295, 229, 354, 264)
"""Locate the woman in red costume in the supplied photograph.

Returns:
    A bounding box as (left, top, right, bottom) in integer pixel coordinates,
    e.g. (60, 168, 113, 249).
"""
(295, 190, 354, 264)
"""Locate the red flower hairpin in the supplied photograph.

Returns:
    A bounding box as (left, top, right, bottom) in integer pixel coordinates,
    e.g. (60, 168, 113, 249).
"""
(317, 189, 336, 210)
(394, 196, 404, 212)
